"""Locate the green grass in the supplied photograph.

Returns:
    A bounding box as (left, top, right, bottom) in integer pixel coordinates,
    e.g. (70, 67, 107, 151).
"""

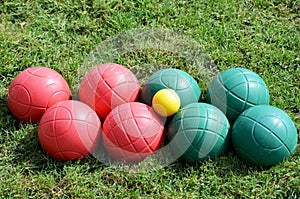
(0, 0, 299, 198)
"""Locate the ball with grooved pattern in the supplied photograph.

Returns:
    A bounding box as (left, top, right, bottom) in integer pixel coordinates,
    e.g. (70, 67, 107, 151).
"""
(232, 105, 298, 167)
(8, 66, 71, 123)
(141, 68, 201, 107)
(102, 102, 164, 163)
(38, 100, 101, 161)
(79, 63, 140, 121)
(168, 103, 230, 162)
(207, 68, 270, 123)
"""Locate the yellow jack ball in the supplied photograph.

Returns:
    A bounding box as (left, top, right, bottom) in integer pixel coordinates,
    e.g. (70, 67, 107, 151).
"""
(152, 89, 181, 117)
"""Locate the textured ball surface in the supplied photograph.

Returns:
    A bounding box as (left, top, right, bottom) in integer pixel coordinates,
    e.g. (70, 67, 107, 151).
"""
(168, 103, 230, 162)
(38, 100, 101, 161)
(207, 68, 270, 123)
(232, 105, 298, 167)
(79, 63, 140, 120)
(102, 102, 164, 163)
(152, 88, 181, 117)
(8, 67, 71, 123)
(141, 68, 201, 107)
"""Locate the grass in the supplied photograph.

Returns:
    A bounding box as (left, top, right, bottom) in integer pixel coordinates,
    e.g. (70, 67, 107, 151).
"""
(0, 0, 299, 198)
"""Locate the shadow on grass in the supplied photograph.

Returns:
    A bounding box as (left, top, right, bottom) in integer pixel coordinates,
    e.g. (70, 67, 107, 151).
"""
(0, 94, 59, 173)
(182, 142, 299, 177)
(167, 150, 265, 178)
(0, 97, 22, 133)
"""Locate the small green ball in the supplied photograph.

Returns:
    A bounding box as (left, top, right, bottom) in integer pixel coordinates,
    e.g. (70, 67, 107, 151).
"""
(232, 105, 298, 167)
(168, 103, 230, 162)
(207, 68, 270, 123)
(141, 68, 201, 107)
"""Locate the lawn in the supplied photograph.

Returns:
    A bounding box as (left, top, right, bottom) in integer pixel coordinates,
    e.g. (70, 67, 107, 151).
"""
(0, 0, 299, 198)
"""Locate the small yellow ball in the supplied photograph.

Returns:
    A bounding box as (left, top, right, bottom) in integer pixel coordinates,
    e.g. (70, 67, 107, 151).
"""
(152, 89, 181, 117)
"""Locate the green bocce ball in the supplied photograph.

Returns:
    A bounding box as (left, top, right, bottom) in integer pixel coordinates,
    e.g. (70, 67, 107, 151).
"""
(168, 103, 230, 162)
(232, 105, 298, 167)
(207, 68, 270, 123)
(141, 68, 201, 108)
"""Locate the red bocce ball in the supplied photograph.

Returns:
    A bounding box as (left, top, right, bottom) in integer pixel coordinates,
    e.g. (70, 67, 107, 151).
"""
(38, 100, 101, 161)
(7, 66, 71, 123)
(79, 63, 140, 121)
(102, 102, 164, 163)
